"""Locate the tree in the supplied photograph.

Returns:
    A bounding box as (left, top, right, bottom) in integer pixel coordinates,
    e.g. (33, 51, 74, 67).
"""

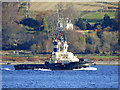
(20, 18, 40, 30)
(41, 17, 49, 33)
(96, 25, 103, 38)
(30, 44, 37, 54)
(102, 31, 119, 54)
(62, 3, 78, 21)
(85, 33, 101, 54)
(76, 18, 87, 30)
(56, 2, 64, 18)
(86, 36, 92, 44)
(46, 12, 58, 39)
(2, 2, 34, 50)
(102, 14, 111, 28)
(2, 23, 32, 50)
(43, 38, 53, 52)
(96, 25, 104, 47)
(64, 31, 86, 53)
(85, 44, 94, 54)
(95, 46, 100, 54)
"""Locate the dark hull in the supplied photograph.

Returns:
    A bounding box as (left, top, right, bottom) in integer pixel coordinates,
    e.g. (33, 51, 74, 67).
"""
(14, 61, 93, 70)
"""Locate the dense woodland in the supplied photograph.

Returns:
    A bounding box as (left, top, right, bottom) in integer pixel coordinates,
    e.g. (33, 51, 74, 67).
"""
(2, 2, 119, 55)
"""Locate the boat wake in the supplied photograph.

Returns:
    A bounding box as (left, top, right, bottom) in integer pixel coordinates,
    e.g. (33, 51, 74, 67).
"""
(34, 68, 52, 71)
(33, 67, 97, 71)
(73, 67, 97, 71)
(0, 68, 11, 70)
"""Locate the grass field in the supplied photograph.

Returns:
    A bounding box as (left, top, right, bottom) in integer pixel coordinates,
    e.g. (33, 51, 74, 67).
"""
(82, 12, 115, 25)
(82, 11, 116, 24)
(4, 54, 50, 58)
(29, 2, 117, 25)
(5, 54, 35, 57)
(29, 2, 118, 12)
(82, 11, 116, 19)
(76, 55, 119, 58)
(4, 54, 119, 58)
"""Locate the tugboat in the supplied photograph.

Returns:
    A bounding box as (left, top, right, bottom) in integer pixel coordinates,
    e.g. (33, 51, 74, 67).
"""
(14, 35, 95, 70)
(14, 10, 96, 70)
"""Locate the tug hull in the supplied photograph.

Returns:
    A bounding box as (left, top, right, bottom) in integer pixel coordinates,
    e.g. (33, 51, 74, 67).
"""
(14, 61, 93, 70)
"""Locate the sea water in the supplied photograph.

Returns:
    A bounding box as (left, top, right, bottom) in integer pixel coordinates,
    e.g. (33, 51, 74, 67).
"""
(1, 65, 119, 88)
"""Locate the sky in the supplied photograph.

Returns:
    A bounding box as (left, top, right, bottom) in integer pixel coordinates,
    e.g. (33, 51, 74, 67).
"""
(0, 0, 119, 2)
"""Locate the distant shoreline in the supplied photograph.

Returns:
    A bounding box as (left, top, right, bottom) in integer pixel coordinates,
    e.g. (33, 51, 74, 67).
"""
(0, 61, 119, 66)
(94, 61, 119, 65)
(1, 55, 119, 65)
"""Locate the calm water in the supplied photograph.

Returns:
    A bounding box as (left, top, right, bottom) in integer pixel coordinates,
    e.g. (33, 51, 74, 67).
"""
(1, 65, 118, 88)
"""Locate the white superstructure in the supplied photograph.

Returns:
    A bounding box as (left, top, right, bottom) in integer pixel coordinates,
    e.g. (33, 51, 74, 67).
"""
(50, 37, 79, 63)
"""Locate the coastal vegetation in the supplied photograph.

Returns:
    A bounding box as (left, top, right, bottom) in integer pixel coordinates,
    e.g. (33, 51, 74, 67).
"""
(2, 54, 119, 64)
(3, 54, 119, 58)
(2, 2, 119, 58)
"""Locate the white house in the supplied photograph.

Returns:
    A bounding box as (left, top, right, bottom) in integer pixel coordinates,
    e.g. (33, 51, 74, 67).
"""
(57, 18, 73, 31)
(65, 18, 73, 30)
